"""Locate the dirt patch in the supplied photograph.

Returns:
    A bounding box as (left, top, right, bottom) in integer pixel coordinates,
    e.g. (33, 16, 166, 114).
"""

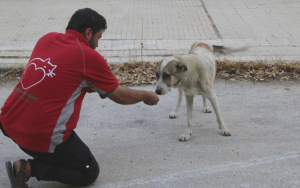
(1, 61, 300, 86)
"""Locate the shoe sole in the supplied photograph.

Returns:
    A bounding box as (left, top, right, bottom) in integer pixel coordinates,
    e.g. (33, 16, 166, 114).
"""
(5, 161, 16, 188)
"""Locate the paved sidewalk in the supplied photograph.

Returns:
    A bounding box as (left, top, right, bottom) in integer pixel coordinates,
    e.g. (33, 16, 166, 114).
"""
(0, 0, 300, 69)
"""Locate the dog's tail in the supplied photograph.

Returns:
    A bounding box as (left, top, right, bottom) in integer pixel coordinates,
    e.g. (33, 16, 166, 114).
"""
(212, 45, 249, 54)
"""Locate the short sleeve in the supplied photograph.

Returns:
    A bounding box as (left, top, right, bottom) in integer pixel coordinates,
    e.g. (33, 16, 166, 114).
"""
(84, 50, 119, 96)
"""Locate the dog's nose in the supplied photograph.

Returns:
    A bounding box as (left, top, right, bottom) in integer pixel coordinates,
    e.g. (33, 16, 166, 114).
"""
(155, 88, 162, 95)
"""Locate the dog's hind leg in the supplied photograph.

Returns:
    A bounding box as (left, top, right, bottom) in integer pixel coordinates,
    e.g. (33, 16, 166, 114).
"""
(169, 88, 183, 119)
(202, 96, 212, 113)
(208, 92, 231, 136)
(179, 95, 194, 141)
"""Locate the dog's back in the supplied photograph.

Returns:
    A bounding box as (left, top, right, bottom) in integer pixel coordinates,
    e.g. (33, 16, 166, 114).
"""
(188, 42, 213, 54)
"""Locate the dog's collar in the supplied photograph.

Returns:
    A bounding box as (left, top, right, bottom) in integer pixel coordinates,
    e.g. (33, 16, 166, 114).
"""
(172, 78, 182, 87)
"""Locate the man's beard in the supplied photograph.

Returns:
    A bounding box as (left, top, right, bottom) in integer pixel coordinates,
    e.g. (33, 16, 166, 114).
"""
(88, 38, 96, 50)
(88, 33, 96, 49)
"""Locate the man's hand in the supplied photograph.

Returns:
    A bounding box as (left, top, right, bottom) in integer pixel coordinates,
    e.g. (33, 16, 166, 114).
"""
(143, 91, 159, 105)
(87, 87, 96, 93)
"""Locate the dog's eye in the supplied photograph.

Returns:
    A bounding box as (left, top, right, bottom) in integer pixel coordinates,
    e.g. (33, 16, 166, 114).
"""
(163, 73, 170, 79)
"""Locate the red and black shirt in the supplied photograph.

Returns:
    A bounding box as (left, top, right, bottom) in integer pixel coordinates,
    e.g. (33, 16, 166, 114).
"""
(0, 30, 119, 153)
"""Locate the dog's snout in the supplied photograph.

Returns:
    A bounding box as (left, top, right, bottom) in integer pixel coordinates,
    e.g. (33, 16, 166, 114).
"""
(155, 88, 162, 95)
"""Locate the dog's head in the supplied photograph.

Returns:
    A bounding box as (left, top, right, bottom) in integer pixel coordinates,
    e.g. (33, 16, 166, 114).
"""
(155, 56, 187, 95)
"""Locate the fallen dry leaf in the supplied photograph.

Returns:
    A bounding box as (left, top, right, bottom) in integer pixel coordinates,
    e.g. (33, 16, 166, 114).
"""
(1, 60, 300, 85)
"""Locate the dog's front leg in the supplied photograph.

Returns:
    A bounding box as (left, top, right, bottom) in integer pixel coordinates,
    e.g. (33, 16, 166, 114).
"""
(209, 93, 231, 136)
(202, 96, 212, 113)
(169, 88, 183, 118)
(179, 95, 194, 141)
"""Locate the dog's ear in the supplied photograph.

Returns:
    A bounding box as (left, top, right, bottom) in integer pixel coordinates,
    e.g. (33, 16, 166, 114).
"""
(157, 59, 163, 65)
(156, 59, 163, 68)
(176, 64, 187, 72)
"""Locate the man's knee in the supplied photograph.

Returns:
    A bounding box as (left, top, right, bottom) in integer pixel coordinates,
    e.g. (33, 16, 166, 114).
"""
(83, 159, 100, 186)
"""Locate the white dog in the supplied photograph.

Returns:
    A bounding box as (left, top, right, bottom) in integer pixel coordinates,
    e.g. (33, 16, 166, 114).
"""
(155, 41, 248, 141)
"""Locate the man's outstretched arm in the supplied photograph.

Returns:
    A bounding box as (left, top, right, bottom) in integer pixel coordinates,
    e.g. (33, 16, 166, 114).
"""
(108, 86, 159, 105)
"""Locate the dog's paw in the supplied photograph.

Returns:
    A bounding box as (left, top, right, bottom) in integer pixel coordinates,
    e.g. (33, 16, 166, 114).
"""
(221, 129, 231, 136)
(179, 130, 192, 141)
(169, 112, 178, 119)
(203, 107, 211, 113)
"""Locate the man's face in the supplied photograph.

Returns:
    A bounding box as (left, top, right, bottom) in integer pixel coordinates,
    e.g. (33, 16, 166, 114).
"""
(88, 29, 104, 49)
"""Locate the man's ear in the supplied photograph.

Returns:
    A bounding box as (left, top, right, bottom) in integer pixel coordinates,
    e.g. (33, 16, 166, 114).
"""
(176, 63, 187, 72)
(83, 28, 93, 41)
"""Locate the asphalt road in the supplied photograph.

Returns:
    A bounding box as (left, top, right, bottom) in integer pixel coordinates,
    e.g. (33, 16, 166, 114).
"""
(0, 79, 300, 188)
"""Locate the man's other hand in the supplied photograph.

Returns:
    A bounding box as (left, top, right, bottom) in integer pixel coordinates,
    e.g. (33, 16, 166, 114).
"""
(87, 87, 96, 93)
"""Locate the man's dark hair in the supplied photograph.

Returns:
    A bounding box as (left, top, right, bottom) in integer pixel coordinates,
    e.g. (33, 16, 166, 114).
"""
(66, 8, 107, 34)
